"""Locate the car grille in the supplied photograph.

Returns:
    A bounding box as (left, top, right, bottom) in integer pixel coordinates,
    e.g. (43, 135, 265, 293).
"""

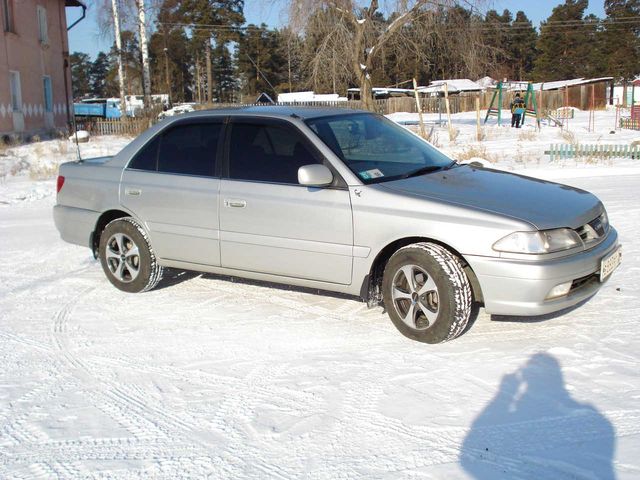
(575, 213, 608, 247)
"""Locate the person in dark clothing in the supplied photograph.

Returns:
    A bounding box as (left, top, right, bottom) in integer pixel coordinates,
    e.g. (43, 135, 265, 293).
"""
(510, 93, 526, 128)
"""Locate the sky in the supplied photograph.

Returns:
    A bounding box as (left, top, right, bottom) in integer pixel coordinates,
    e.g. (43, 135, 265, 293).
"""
(67, 0, 608, 60)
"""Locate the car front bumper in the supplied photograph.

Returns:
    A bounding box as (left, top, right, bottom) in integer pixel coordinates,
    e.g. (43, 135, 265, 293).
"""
(466, 227, 620, 316)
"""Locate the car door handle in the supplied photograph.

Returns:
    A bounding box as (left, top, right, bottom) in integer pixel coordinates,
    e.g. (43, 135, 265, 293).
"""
(224, 199, 246, 208)
(125, 188, 141, 196)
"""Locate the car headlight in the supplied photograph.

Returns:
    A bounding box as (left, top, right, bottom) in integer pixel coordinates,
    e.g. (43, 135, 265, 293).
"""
(493, 228, 583, 254)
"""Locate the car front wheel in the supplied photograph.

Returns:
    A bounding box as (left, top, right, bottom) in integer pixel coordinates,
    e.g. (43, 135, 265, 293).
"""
(382, 242, 472, 343)
(99, 217, 164, 293)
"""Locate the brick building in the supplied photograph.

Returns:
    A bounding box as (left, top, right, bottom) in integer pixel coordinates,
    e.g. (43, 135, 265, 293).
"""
(0, 0, 85, 137)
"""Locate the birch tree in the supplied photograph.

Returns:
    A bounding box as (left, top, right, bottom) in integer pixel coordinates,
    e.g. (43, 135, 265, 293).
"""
(136, 0, 153, 108)
(110, 0, 127, 113)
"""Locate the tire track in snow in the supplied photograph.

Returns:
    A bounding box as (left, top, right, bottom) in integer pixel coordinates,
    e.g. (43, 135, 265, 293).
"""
(42, 284, 247, 478)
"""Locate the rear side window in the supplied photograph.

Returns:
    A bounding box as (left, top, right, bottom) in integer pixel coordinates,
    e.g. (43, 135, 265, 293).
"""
(229, 122, 320, 184)
(128, 122, 222, 177)
(129, 136, 159, 171)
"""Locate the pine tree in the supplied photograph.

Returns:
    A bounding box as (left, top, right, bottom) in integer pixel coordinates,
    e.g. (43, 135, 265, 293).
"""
(237, 23, 284, 98)
(533, 0, 596, 81)
(602, 0, 640, 81)
(180, 0, 245, 102)
(213, 45, 237, 101)
(150, 0, 194, 102)
(509, 11, 538, 81)
(90, 52, 111, 97)
(69, 52, 92, 99)
(483, 9, 514, 79)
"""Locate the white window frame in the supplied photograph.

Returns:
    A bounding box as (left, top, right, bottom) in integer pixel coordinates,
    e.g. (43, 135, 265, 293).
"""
(43, 75, 53, 112)
(37, 5, 48, 44)
(9, 70, 22, 112)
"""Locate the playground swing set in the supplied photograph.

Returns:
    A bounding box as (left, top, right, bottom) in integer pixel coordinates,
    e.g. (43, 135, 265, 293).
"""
(484, 81, 541, 128)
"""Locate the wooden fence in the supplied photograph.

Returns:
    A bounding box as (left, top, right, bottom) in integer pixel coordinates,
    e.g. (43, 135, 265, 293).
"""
(546, 143, 640, 161)
(74, 87, 612, 137)
(74, 119, 152, 136)
(620, 118, 640, 130)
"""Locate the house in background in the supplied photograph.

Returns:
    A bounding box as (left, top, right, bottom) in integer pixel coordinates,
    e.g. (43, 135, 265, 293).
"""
(0, 0, 85, 138)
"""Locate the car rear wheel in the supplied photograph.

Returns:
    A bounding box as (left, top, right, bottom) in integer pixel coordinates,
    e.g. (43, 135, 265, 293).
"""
(382, 242, 472, 343)
(99, 217, 163, 293)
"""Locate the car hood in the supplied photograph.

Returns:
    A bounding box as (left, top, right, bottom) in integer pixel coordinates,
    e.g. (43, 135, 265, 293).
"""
(380, 165, 602, 230)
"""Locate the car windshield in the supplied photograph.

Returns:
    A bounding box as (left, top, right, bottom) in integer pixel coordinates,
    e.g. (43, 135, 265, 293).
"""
(306, 113, 454, 184)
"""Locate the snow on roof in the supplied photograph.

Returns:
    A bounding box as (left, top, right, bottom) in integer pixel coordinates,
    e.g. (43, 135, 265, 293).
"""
(347, 87, 414, 94)
(277, 91, 317, 102)
(476, 76, 497, 89)
(278, 91, 347, 103)
(277, 91, 347, 103)
(417, 79, 482, 94)
(531, 77, 614, 91)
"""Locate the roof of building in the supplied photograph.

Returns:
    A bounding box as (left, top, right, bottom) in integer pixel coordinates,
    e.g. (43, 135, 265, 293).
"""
(277, 91, 347, 103)
(531, 77, 614, 91)
(417, 79, 482, 94)
(347, 87, 414, 95)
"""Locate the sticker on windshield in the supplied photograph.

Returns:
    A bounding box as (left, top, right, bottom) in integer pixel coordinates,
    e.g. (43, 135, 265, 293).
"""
(359, 168, 384, 180)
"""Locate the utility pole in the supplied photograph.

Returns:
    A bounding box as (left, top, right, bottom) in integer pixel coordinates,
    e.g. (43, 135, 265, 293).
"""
(110, 0, 126, 116)
(164, 47, 171, 106)
(205, 41, 212, 103)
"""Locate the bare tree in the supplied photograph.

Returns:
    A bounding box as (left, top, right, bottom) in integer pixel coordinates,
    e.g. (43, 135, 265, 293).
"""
(290, 1, 440, 109)
(290, 0, 489, 109)
(110, 0, 127, 112)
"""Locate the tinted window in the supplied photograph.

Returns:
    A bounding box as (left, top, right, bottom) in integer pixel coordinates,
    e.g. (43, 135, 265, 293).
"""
(128, 123, 221, 176)
(129, 136, 159, 171)
(158, 123, 221, 177)
(229, 122, 320, 184)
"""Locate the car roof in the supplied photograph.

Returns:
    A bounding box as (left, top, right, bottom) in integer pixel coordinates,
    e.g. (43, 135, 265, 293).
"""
(173, 105, 371, 121)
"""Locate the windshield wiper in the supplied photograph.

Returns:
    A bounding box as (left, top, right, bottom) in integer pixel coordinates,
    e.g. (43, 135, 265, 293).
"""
(401, 165, 445, 179)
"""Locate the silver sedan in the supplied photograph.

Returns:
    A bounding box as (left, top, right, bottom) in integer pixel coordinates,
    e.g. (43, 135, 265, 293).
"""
(54, 107, 621, 343)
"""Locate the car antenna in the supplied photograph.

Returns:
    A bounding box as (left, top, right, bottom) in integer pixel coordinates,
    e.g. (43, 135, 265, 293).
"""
(70, 105, 83, 163)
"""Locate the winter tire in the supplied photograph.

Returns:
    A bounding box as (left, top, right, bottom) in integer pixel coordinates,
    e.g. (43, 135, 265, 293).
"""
(99, 217, 164, 293)
(382, 242, 472, 344)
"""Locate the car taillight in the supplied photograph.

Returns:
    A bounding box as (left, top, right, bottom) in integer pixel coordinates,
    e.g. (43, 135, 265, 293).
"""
(56, 175, 65, 193)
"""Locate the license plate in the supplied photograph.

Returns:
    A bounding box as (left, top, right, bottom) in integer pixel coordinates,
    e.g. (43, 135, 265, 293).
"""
(600, 246, 622, 282)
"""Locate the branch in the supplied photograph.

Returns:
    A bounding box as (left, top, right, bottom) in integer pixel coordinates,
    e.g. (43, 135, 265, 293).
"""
(366, 0, 432, 68)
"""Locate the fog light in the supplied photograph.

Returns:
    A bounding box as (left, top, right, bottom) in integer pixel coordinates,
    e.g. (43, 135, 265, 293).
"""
(546, 281, 572, 299)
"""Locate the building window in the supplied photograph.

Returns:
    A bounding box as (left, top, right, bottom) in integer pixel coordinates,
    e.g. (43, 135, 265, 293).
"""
(37, 5, 48, 44)
(9, 71, 22, 112)
(43, 76, 53, 112)
(2, 0, 14, 32)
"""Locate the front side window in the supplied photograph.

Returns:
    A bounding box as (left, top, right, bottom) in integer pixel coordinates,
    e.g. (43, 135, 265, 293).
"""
(9, 71, 21, 112)
(228, 122, 320, 184)
(128, 122, 221, 177)
(306, 113, 453, 184)
(43, 76, 52, 112)
(37, 5, 48, 44)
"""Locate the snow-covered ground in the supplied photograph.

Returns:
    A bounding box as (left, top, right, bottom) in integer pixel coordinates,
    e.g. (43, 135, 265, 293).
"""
(1, 112, 639, 479)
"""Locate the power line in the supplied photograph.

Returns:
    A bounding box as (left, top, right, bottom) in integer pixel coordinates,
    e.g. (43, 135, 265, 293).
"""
(158, 15, 640, 34)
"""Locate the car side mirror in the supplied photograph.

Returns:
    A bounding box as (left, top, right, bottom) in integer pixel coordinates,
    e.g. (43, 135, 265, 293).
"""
(298, 164, 333, 187)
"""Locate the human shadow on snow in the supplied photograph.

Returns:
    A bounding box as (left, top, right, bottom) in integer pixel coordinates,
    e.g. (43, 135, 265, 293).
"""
(459, 353, 616, 479)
